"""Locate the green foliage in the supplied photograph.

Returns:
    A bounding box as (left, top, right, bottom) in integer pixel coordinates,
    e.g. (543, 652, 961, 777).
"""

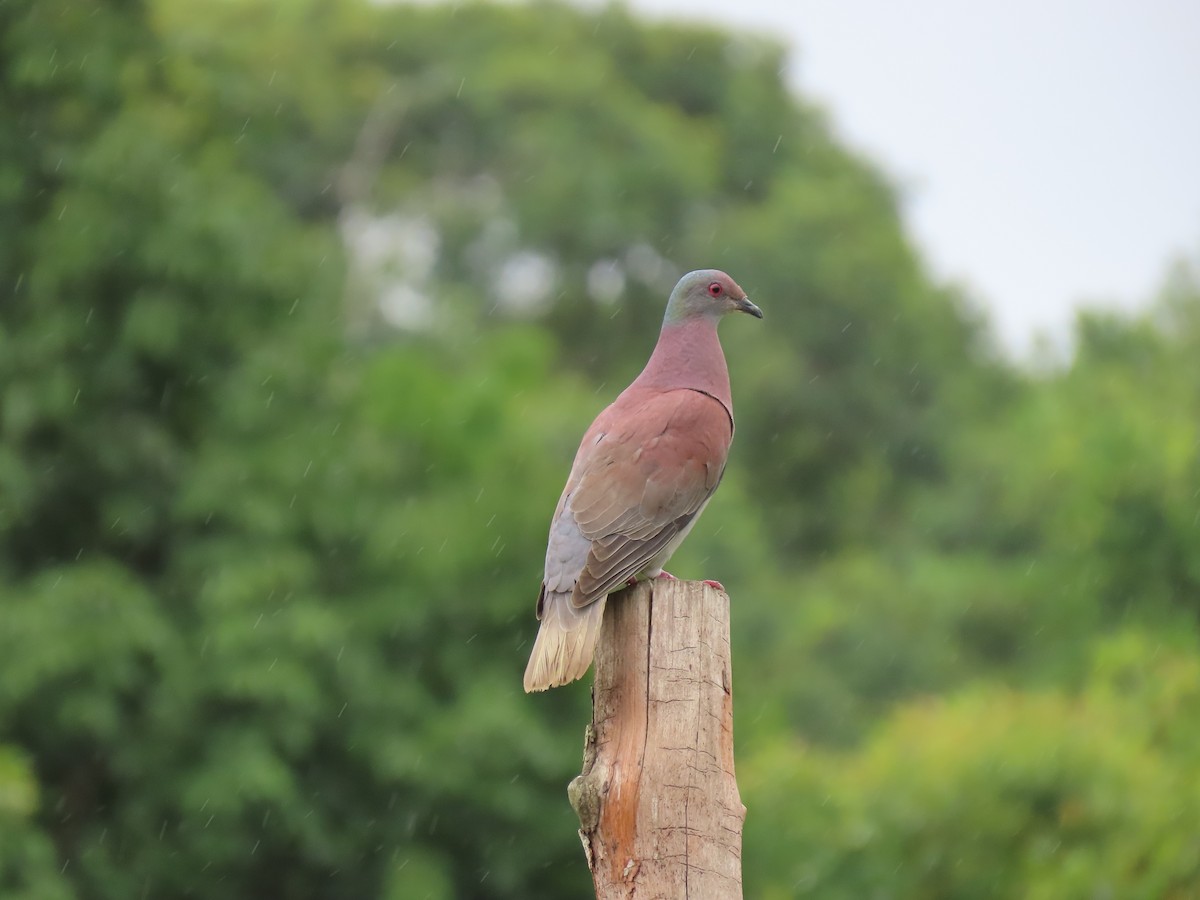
(746, 635, 1200, 899)
(923, 263, 1200, 624)
(0, 745, 71, 900)
(731, 552, 1065, 747)
(2, 0, 1199, 897)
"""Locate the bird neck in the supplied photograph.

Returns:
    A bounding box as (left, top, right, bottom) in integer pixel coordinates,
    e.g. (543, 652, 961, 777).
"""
(635, 317, 733, 414)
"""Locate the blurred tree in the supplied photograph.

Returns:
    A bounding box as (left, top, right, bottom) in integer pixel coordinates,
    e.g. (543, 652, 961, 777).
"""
(922, 259, 1200, 626)
(0, 745, 72, 900)
(745, 633, 1200, 899)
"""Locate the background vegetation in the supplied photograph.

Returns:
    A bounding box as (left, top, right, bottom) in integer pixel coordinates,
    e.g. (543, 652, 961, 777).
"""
(3, 0, 1199, 897)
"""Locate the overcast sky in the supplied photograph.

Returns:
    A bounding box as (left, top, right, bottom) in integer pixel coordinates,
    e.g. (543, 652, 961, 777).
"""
(618, 0, 1200, 357)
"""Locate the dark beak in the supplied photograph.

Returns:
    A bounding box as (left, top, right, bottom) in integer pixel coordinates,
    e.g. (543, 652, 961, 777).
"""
(736, 296, 764, 319)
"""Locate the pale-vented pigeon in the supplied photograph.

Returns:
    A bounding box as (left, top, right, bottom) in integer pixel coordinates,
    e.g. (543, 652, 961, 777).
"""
(523, 269, 762, 692)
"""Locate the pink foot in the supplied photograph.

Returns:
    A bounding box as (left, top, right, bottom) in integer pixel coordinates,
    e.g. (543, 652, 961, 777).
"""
(702, 579, 725, 591)
(626, 571, 678, 588)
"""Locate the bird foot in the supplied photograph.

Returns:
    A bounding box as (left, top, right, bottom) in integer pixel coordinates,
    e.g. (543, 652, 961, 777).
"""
(625, 571, 678, 588)
(702, 579, 725, 591)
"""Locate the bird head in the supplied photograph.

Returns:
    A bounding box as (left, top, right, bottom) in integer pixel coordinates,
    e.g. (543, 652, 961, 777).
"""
(664, 269, 763, 324)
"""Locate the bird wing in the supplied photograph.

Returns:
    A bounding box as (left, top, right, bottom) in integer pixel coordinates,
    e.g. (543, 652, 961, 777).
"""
(555, 387, 733, 609)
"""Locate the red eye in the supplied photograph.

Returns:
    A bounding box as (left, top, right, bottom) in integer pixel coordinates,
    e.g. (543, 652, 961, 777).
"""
(708, 282, 723, 297)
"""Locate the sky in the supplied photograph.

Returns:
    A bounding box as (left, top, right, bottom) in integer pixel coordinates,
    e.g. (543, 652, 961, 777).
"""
(618, 0, 1200, 357)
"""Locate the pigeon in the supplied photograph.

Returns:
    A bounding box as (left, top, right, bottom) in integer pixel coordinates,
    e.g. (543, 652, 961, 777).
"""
(523, 269, 762, 692)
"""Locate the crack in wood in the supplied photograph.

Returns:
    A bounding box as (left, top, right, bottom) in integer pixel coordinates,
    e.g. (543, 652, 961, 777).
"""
(571, 580, 744, 898)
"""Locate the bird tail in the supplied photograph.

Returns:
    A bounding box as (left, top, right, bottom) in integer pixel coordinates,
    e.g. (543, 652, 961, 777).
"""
(523, 589, 606, 692)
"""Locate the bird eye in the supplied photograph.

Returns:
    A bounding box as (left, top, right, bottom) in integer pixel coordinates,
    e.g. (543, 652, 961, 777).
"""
(708, 282, 722, 297)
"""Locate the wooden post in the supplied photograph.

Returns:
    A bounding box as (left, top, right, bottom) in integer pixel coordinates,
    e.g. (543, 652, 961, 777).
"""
(568, 579, 745, 898)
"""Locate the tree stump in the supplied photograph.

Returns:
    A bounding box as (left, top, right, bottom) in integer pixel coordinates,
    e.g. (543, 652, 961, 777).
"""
(568, 579, 745, 898)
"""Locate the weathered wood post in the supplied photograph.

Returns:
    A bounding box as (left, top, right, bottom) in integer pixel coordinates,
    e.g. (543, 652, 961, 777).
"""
(568, 579, 745, 898)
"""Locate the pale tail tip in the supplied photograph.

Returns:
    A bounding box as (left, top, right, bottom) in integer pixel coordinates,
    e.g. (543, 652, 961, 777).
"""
(522, 667, 582, 693)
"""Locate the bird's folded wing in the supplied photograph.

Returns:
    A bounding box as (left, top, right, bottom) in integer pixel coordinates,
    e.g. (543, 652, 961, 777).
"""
(566, 389, 732, 607)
